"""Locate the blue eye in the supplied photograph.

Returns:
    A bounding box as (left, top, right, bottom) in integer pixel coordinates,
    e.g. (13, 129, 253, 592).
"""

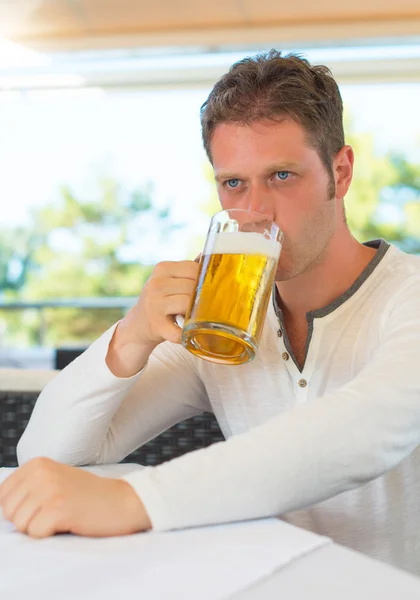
(226, 178, 240, 188)
(276, 171, 289, 180)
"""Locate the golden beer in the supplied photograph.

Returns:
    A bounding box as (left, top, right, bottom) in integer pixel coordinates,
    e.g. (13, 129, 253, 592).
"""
(181, 231, 281, 365)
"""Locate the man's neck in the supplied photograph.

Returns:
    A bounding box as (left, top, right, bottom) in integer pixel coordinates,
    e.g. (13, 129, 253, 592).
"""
(276, 232, 378, 321)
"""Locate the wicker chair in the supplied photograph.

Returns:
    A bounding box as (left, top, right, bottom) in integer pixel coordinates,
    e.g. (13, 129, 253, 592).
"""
(0, 390, 224, 468)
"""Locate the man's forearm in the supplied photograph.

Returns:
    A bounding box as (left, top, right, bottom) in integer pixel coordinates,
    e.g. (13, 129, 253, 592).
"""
(17, 324, 141, 466)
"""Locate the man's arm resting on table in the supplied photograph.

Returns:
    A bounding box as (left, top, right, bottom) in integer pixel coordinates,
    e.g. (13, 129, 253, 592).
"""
(0, 457, 152, 538)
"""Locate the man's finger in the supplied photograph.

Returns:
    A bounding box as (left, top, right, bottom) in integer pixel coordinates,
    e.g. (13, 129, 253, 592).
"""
(11, 495, 43, 533)
(26, 506, 63, 539)
(0, 469, 26, 503)
(0, 479, 30, 521)
(153, 260, 199, 279)
(0, 458, 55, 503)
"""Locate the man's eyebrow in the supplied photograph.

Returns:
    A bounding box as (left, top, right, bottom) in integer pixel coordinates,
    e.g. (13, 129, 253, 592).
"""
(214, 163, 301, 182)
(263, 162, 301, 173)
(214, 171, 239, 182)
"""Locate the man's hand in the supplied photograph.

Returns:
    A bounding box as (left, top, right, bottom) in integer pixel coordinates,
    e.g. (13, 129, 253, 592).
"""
(0, 457, 151, 539)
(106, 259, 200, 377)
(128, 259, 199, 347)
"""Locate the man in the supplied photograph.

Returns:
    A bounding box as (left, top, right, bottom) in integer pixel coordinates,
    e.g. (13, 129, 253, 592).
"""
(1, 50, 420, 575)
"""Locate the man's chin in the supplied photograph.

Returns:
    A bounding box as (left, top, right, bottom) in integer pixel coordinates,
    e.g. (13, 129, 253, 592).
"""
(274, 267, 296, 282)
(274, 261, 307, 282)
(274, 249, 296, 281)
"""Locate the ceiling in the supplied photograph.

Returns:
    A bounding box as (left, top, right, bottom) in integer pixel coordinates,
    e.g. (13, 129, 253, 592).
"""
(1, 1, 420, 90)
(1, 0, 420, 51)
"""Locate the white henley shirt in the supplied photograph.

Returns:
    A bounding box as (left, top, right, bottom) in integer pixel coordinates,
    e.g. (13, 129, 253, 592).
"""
(17, 240, 420, 575)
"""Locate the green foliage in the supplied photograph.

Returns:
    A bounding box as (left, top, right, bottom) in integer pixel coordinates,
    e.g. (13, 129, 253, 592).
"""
(0, 227, 40, 292)
(345, 132, 420, 253)
(0, 175, 179, 346)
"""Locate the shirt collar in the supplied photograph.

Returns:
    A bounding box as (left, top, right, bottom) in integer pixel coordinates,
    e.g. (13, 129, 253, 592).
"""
(272, 239, 390, 320)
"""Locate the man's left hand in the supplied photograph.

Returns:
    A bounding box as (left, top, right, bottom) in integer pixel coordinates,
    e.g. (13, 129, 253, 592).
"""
(0, 457, 151, 538)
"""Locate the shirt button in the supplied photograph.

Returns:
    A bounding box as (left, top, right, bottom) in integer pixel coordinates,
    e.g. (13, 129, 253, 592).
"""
(282, 352, 289, 361)
(298, 379, 307, 388)
(277, 329, 282, 338)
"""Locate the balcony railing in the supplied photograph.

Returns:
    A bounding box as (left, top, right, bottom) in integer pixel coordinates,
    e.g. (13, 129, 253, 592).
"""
(0, 297, 137, 347)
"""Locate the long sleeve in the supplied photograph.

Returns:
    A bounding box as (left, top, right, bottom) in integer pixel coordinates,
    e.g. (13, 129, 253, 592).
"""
(17, 324, 210, 466)
(121, 275, 420, 532)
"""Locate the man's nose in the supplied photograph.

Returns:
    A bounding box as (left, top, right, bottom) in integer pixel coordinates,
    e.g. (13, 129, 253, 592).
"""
(246, 185, 275, 220)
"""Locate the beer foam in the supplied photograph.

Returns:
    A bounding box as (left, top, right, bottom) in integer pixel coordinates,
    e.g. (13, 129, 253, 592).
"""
(207, 231, 281, 259)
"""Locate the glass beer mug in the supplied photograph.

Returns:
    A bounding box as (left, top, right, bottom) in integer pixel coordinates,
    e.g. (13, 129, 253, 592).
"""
(181, 209, 283, 365)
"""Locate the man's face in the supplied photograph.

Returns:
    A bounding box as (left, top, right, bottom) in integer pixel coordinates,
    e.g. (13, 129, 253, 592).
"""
(210, 118, 344, 281)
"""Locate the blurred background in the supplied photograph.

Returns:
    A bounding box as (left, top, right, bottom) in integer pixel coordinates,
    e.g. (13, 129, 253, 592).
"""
(0, 0, 419, 369)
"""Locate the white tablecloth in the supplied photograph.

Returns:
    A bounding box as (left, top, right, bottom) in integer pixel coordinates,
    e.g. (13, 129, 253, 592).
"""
(1, 464, 420, 600)
(0, 464, 330, 600)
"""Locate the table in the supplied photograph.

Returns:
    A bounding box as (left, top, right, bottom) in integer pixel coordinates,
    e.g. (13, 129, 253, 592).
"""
(235, 543, 420, 599)
(1, 464, 420, 599)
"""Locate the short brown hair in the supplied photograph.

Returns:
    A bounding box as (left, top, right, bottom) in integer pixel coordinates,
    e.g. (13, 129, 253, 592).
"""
(200, 49, 344, 180)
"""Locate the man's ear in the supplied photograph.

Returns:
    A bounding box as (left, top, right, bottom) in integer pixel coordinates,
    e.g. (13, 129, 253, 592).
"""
(334, 145, 354, 200)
